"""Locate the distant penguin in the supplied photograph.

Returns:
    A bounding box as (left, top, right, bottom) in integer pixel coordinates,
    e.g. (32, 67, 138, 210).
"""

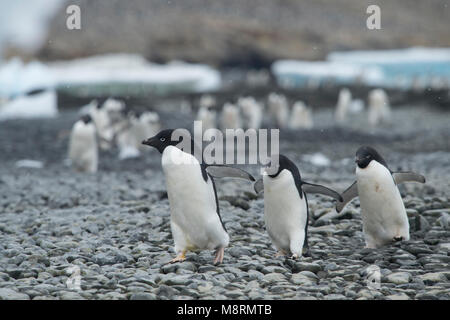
(103, 98, 127, 140)
(335, 88, 352, 124)
(68, 114, 98, 173)
(196, 105, 217, 132)
(133, 111, 161, 151)
(199, 94, 216, 110)
(89, 98, 126, 150)
(142, 129, 255, 264)
(116, 111, 161, 159)
(336, 146, 426, 248)
(238, 96, 263, 130)
(115, 111, 141, 160)
(368, 89, 391, 127)
(254, 154, 342, 258)
(220, 102, 242, 130)
(267, 93, 289, 128)
(88, 101, 112, 150)
(289, 101, 313, 130)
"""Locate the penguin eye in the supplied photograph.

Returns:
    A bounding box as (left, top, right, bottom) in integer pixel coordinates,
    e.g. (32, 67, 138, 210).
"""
(160, 138, 166, 142)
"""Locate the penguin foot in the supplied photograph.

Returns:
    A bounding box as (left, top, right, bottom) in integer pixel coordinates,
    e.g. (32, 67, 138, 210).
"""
(393, 236, 403, 242)
(170, 251, 186, 264)
(275, 251, 286, 258)
(291, 254, 299, 260)
(213, 247, 225, 265)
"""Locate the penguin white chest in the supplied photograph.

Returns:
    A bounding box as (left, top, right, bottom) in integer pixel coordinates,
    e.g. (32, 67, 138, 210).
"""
(68, 122, 98, 173)
(356, 161, 409, 248)
(161, 146, 229, 252)
(263, 170, 307, 256)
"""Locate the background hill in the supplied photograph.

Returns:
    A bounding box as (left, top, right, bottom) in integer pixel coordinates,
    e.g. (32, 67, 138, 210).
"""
(35, 0, 450, 67)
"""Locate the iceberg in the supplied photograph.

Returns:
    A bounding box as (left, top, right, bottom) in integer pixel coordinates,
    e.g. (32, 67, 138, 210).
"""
(328, 47, 450, 88)
(0, 54, 222, 102)
(272, 47, 450, 89)
(0, 90, 58, 120)
(0, 58, 55, 99)
(48, 54, 221, 95)
(272, 60, 384, 88)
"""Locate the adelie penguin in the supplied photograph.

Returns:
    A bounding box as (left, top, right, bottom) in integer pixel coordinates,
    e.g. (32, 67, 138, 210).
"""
(142, 129, 255, 264)
(336, 146, 426, 248)
(254, 154, 342, 259)
(68, 114, 98, 173)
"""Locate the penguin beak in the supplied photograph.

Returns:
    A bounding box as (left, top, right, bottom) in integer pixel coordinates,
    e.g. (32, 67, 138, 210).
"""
(142, 137, 157, 147)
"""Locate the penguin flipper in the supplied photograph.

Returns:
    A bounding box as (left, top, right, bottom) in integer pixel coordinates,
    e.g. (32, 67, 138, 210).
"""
(205, 165, 255, 182)
(253, 178, 264, 194)
(393, 172, 426, 185)
(301, 182, 343, 202)
(336, 181, 358, 213)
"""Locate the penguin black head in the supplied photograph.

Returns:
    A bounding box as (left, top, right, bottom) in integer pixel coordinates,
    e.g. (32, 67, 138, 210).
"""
(267, 154, 301, 179)
(355, 146, 388, 169)
(80, 114, 92, 124)
(142, 129, 178, 153)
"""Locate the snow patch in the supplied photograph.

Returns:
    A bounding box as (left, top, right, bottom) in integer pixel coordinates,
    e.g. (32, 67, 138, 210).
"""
(15, 159, 44, 169)
(0, 90, 58, 120)
(302, 153, 331, 167)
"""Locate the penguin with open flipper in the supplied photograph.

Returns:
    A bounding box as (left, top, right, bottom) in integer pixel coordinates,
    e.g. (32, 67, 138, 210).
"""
(142, 129, 255, 264)
(336, 146, 426, 248)
(254, 154, 342, 259)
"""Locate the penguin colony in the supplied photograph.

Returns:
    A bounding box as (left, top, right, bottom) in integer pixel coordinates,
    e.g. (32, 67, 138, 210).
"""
(68, 98, 161, 172)
(69, 90, 424, 264)
(196, 93, 313, 131)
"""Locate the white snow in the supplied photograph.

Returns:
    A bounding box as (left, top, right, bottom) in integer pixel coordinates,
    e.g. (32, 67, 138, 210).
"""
(48, 54, 221, 92)
(273, 47, 450, 89)
(0, 54, 221, 104)
(272, 60, 383, 85)
(118, 146, 141, 160)
(0, 58, 55, 98)
(15, 159, 44, 169)
(302, 153, 331, 167)
(0, 90, 58, 120)
(328, 47, 450, 64)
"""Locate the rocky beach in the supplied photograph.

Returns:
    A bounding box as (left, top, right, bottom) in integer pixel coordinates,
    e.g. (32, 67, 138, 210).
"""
(0, 101, 449, 300)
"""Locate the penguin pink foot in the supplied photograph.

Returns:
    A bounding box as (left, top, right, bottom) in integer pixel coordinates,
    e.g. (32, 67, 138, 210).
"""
(213, 247, 225, 265)
(170, 251, 186, 264)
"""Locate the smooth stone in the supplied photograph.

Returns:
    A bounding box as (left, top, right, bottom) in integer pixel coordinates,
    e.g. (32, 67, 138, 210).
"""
(324, 262, 339, 272)
(385, 293, 410, 300)
(0, 288, 30, 300)
(291, 274, 317, 286)
(59, 291, 85, 300)
(263, 273, 287, 284)
(324, 294, 347, 300)
(419, 272, 448, 285)
(292, 262, 322, 273)
(129, 293, 157, 300)
(386, 272, 412, 285)
(177, 262, 196, 272)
